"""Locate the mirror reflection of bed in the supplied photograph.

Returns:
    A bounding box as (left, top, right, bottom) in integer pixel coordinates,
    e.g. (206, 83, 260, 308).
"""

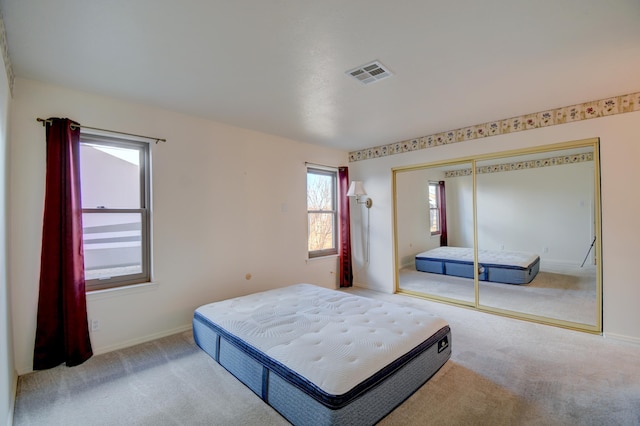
(394, 141, 600, 330)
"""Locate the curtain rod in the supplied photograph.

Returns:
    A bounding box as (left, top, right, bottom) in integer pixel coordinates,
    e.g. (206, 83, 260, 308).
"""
(305, 161, 346, 169)
(36, 118, 166, 144)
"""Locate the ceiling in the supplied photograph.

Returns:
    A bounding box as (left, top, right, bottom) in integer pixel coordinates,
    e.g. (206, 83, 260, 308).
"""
(2, 0, 640, 152)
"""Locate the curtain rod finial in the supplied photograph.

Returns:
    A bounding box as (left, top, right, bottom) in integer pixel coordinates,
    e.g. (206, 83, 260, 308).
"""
(36, 117, 52, 127)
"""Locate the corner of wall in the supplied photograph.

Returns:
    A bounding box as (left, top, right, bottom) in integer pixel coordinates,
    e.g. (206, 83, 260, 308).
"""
(6, 372, 16, 426)
(1, 9, 16, 425)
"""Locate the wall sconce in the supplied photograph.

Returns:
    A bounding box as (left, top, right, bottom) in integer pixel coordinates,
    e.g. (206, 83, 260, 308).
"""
(346, 181, 372, 208)
(347, 180, 371, 263)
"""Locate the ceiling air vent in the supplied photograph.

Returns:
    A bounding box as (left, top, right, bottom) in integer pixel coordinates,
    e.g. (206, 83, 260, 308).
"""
(346, 60, 393, 85)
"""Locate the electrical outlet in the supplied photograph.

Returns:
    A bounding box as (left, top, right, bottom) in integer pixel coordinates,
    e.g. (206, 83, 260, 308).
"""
(91, 319, 100, 331)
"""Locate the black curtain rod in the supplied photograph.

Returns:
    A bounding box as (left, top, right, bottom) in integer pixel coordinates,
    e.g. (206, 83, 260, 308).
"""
(36, 118, 166, 144)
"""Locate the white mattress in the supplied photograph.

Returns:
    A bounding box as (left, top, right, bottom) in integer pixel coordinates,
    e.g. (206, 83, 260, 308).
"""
(417, 246, 539, 269)
(194, 283, 448, 396)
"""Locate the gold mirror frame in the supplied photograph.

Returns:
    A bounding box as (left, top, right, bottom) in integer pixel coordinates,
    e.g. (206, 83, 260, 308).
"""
(392, 138, 602, 333)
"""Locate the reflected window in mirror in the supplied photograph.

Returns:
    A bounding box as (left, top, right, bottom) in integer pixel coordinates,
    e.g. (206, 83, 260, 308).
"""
(428, 181, 447, 245)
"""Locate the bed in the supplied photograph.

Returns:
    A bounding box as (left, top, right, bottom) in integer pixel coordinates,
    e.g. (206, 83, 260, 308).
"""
(193, 283, 451, 425)
(415, 246, 540, 285)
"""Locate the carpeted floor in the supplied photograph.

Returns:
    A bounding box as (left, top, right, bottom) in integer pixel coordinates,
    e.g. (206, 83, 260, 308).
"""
(13, 288, 640, 426)
(399, 264, 598, 325)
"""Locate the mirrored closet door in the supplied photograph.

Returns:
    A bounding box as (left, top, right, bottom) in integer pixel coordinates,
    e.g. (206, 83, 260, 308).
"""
(394, 138, 601, 332)
(394, 161, 475, 306)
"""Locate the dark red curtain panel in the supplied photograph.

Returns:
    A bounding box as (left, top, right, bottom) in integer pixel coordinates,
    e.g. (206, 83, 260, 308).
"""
(438, 181, 448, 247)
(338, 167, 353, 287)
(33, 117, 93, 370)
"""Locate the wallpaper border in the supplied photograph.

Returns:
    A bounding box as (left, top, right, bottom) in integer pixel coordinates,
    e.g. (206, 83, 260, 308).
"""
(444, 152, 593, 178)
(348, 92, 640, 163)
(0, 10, 14, 94)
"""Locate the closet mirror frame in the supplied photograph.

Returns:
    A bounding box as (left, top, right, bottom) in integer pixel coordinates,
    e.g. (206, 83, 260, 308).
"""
(392, 137, 602, 334)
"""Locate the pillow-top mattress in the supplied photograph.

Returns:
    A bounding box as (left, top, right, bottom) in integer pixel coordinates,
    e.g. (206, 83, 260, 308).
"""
(416, 246, 539, 269)
(415, 246, 540, 284)
(193, 283, 451, 425)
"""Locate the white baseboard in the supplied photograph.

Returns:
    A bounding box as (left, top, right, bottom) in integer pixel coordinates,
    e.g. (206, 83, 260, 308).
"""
(15, 324, 194, 376)
(92, 324, 193, 356)
(602, 332, 640, 346)
(7, 368, 17, 426)
(352, 282, 393, 294)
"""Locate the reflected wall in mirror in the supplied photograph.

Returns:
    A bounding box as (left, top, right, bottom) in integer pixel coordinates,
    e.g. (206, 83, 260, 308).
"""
(393, 139, 601, 332)
(395, 162, 475, 305)
(475, 146, 599, 327)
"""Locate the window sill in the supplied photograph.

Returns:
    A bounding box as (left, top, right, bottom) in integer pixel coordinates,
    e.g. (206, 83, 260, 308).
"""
(86, 281, 158, 301)
(306, 254, 339, 262)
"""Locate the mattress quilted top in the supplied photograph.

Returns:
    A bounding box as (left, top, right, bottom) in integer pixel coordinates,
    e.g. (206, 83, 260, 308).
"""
(195, 284, 448, 395)
(416, 246, 539, 268)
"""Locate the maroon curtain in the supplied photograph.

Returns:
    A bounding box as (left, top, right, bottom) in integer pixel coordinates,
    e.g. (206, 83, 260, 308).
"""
(438, 181, 448, 246)
(34, 118, 93, 370)
(338, 167, 353, 287)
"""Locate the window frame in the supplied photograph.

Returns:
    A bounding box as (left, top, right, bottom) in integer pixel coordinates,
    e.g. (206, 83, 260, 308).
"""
(428, 180, 441, 236)
(80, 133, 151, 291)
(306, 166, 339, 259)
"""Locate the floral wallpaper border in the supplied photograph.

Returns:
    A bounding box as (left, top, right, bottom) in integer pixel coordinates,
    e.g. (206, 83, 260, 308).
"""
(444, 152, 593, 178)
(348, 92, 640, 163)
(0, 10, 13, 94)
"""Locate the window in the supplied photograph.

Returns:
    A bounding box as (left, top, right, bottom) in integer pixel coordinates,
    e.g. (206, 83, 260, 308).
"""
(307, 167, 338, 258)
(79, 134, 151, 290)
(429, 181, 441, 235)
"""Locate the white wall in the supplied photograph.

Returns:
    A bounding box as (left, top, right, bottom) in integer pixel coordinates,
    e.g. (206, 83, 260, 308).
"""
(9, 78, 348, 375)
(0, 54, 14, 426)
(395, 168, 444, 267)
(476, 161, 594, 265)
(349, 112, 640, 343)
(445, 175, 474, 247)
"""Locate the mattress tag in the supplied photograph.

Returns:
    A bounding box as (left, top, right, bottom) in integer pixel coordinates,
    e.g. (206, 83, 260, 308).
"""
(437, 335, 449, 353)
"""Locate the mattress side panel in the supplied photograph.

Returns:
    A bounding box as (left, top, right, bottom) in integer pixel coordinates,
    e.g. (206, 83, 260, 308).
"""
(192, 316, 219, 361)
(486, 257, 540, 284)
(444, 261, 476, 279)
(218, 339, 265, 396)
(267, 328, 452, 426)
(415, 258, 445, 274)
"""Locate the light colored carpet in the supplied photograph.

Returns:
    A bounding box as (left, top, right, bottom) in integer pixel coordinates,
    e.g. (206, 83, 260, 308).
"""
(399, 264, 598, 325)
(14, 288, 640, 426)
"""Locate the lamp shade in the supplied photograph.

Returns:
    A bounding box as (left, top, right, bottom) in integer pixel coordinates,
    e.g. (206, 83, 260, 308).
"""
(346, 181, 367, 197)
